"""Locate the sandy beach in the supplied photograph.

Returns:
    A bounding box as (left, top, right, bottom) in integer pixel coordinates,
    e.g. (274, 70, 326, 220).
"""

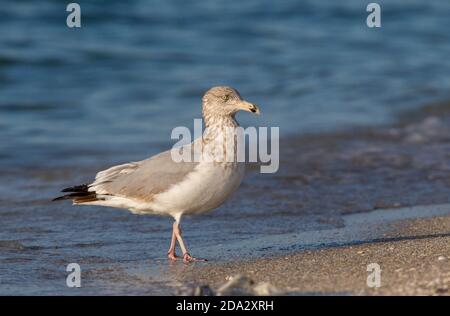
(176, 213, 450, 296)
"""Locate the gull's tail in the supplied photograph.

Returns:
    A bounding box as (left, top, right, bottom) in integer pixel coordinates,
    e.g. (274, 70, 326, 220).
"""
(52, 184, 99, 203)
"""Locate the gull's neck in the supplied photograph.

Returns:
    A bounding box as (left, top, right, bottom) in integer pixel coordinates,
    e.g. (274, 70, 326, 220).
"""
(199, 108, 242, 164)
(202, 111, 239, 129)
(201, 110, 240, 150)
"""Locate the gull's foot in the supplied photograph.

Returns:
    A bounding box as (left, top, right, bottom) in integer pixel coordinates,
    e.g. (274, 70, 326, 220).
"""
(183, 253, 208, 263)
(168, 251, 179, 261)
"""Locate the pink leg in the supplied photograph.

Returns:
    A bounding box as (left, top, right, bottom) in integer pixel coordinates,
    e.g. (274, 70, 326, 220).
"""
(167, 225, 179, 260)
(172, 221, 207, 263)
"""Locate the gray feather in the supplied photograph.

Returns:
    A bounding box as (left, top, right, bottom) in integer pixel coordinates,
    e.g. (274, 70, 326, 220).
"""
(89, 148, 198, 202)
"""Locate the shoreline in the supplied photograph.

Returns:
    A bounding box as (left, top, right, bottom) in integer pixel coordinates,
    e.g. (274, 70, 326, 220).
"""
(175, 210, 450, 295)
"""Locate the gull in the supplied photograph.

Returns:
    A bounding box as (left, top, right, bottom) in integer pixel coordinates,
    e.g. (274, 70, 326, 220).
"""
(53, 86, 260, 262)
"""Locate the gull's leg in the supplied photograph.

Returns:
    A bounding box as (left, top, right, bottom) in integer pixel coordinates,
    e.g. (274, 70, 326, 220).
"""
(173, 221, 207, 263)
(167, 226, 179, 260)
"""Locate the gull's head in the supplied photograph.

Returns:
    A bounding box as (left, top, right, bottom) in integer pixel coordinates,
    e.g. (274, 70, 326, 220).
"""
(202, 86, 260, 117)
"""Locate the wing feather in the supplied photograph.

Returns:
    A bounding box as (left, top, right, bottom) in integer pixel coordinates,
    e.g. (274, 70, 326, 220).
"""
(88, 149, 198, 202)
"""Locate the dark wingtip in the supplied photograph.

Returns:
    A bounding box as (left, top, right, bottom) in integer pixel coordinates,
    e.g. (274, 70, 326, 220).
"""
(52, 196, 68, 202)
(61, 184, 89, 193)
(52, 190, 98, 203)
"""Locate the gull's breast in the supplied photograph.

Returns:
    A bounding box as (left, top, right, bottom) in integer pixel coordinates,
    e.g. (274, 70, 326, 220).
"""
(149, 161, 245, 217)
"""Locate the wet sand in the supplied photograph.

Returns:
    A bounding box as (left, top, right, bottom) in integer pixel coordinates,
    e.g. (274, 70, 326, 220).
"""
(176, 211, 450, 295)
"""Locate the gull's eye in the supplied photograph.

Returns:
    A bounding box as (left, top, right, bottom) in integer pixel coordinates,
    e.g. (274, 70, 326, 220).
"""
(221, 94, 230, 102)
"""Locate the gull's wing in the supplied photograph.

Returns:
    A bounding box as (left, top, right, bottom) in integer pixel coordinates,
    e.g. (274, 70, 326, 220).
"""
(88, 149, 198, 202)
(53, 147, 198, 204)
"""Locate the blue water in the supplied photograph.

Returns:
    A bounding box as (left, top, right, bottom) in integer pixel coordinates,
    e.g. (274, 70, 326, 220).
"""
(1, 0, 450, 169)
(1, 0, 450, 295)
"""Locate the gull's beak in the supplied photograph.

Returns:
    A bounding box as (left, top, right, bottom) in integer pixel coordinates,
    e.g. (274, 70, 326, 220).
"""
(239, 100, 261, 115)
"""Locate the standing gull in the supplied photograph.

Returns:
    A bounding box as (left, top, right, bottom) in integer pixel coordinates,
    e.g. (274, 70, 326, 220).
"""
(53, 86, 260, 262)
